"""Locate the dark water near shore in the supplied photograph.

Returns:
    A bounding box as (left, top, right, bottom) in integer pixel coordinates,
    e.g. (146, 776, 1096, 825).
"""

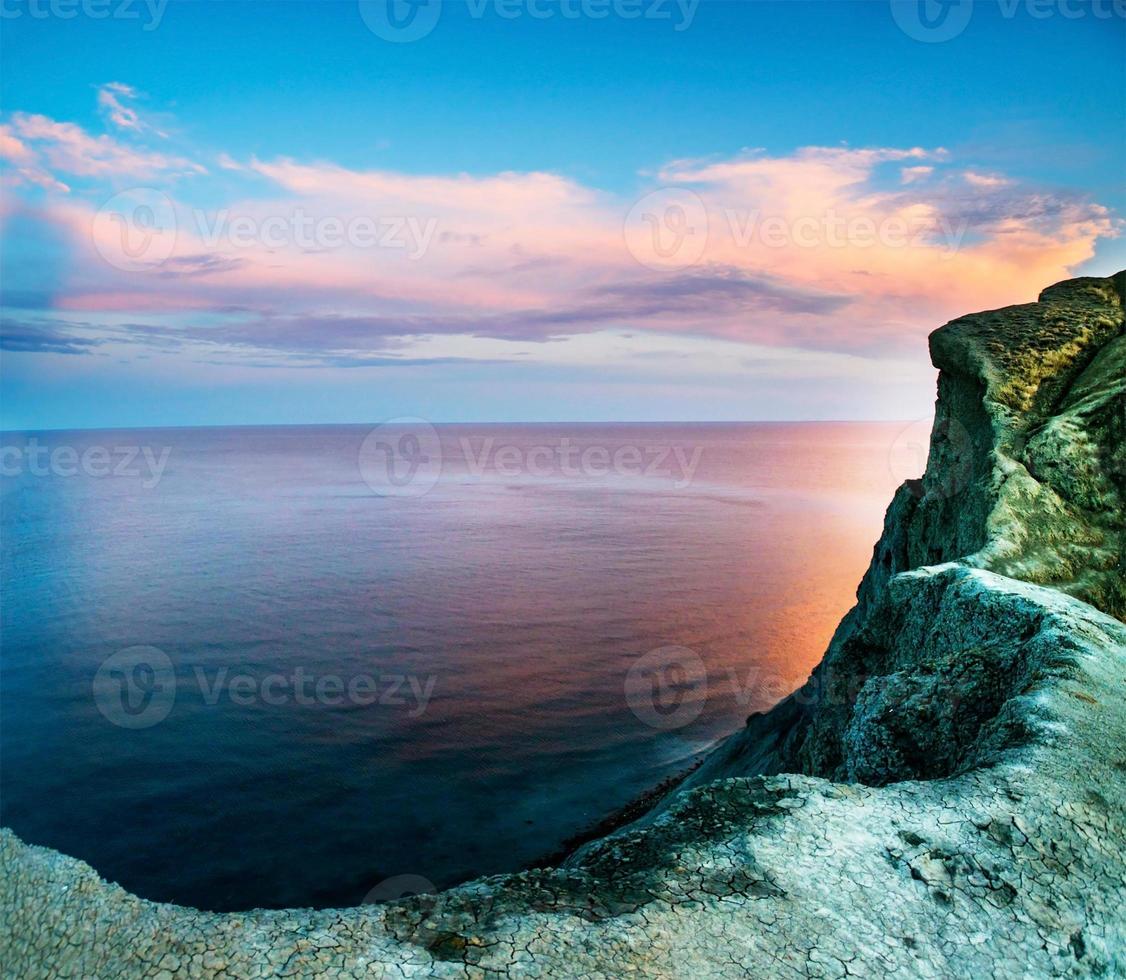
(0, 422, 910, 911)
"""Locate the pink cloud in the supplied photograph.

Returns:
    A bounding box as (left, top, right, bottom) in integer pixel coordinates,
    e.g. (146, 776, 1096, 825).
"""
(963, 170, 1012, 188)
(97, 82, 169, 139)
(8, 112, 200, 179)
(98, 84, 143, 133)
(0, 124, 34, 165)
(653, 145, 1117, 324)
(901, 166, 934, 184)
(2, 89, 1118, 367)
(0, 124, 71, 192)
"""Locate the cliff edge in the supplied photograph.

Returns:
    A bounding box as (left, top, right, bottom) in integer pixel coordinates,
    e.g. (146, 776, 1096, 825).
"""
(2, 273, 1124, 978)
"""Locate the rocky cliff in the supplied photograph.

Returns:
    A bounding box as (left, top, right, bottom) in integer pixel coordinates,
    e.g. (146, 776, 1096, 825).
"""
(2, 273, 1124, 978)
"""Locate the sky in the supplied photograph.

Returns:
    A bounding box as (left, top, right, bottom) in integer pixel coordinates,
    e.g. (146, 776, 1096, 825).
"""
(1, 0, 1124, 430)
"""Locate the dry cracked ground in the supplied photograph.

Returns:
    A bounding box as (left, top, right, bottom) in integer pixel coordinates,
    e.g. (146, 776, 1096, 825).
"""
(2, 273, 1125, 978)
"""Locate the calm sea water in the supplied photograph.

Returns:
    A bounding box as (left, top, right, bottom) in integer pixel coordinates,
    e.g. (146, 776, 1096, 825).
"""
(0, 423, 909, 911)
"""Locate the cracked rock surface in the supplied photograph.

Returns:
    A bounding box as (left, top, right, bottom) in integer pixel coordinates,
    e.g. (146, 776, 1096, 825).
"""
(2, 272, 1125, 978)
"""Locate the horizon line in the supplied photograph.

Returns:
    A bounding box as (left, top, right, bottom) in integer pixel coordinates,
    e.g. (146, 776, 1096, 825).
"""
(0, 418, 927, 435)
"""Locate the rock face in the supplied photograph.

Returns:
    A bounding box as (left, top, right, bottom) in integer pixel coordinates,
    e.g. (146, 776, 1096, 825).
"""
(2, 273, 1124, 978)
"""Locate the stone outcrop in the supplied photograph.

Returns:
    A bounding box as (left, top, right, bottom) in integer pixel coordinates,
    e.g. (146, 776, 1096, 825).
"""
(2, 273, 1124, 978)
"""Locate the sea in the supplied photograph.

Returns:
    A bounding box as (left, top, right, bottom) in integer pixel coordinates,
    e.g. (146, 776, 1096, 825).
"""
(0, 422, 914, 910)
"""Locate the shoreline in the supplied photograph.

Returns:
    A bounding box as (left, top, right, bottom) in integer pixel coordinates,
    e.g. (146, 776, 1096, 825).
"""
(530, 759, 706, 872)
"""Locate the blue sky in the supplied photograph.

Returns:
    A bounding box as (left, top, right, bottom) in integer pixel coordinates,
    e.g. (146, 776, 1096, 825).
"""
(1, 0, 1123, 428)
